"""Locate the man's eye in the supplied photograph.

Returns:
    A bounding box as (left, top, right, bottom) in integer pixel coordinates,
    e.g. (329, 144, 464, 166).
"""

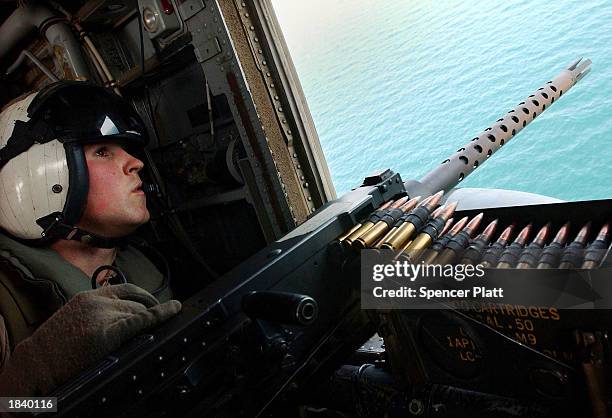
(95, 147, 110, 157)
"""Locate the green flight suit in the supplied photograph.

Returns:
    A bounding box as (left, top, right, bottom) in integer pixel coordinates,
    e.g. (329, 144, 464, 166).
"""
(0, 233, 171, 362)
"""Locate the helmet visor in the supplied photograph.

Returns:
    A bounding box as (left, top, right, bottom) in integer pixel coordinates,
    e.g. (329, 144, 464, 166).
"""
(29, 82, 148, 146)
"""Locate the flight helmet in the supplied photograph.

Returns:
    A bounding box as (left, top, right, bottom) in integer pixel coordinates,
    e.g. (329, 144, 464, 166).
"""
(0, 81, 149, 247)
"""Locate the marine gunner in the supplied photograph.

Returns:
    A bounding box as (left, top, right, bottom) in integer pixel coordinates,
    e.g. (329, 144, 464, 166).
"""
(0, 82, 181, 397)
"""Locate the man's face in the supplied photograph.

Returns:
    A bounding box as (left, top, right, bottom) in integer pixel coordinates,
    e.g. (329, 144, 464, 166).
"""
(78, 142, 150, 237)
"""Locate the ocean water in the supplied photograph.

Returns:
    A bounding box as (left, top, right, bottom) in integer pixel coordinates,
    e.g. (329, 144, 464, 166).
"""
(271, 0, 612, 201)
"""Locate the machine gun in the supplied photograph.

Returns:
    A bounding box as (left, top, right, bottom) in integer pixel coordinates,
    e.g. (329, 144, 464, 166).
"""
(51, 59, 606, 417)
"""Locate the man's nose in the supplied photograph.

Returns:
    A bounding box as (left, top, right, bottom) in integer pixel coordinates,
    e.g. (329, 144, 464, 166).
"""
(122, 149, 144, 174)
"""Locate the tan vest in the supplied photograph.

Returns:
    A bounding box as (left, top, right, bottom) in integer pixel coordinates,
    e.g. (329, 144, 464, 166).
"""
(0, 233, 171, 351)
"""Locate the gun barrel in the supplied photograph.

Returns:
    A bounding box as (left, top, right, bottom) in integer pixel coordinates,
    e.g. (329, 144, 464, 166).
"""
(413, 58, 591, 195)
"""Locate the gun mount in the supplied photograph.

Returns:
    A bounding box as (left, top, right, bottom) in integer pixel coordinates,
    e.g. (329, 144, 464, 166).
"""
(52, 181, 612, 417)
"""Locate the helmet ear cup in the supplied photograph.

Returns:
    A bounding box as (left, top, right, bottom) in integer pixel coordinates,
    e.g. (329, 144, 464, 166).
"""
(62, 142, 89, 227)
(34, 142, 90, 243)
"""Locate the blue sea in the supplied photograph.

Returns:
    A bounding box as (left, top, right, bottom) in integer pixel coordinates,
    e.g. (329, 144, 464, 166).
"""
(271, 0, 612, 201)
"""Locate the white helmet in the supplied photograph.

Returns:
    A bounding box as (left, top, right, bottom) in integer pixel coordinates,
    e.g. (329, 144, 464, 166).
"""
(0, 81, 149, 247)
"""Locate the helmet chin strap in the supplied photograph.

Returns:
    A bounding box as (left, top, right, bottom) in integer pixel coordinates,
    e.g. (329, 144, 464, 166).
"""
(37, 212, 128, 248)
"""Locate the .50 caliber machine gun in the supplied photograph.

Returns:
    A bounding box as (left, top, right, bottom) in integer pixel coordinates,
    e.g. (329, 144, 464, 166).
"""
(52, 59, 611, 418)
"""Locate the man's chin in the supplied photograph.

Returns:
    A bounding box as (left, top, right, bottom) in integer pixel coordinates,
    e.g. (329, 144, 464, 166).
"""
(79, 214, 150, 238)
(123, 213, 150, 235)
(140, 210, 151, 225)
(126, 206, 150, 227)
